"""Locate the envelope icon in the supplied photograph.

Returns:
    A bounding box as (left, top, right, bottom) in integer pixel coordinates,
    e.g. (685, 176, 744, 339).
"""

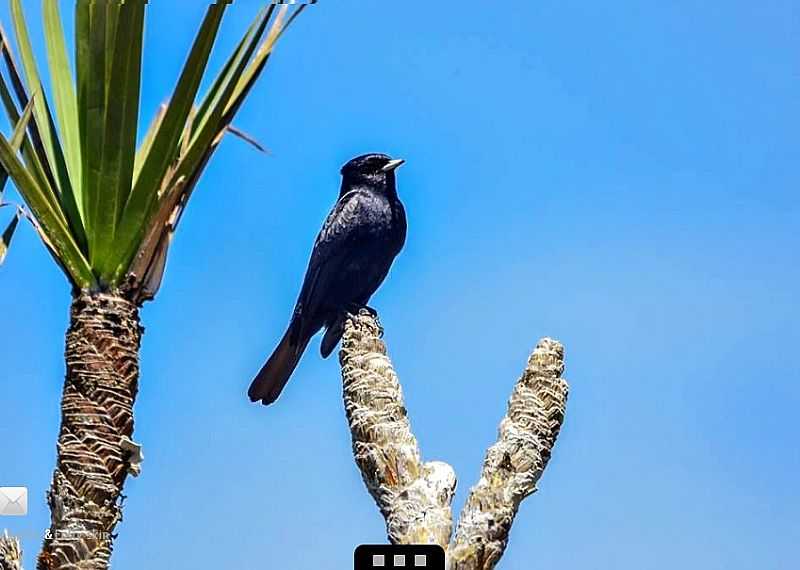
(0, 487, 27, 516)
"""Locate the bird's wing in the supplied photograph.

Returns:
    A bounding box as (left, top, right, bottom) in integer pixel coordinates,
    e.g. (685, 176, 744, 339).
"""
(291, 190, 377, 341)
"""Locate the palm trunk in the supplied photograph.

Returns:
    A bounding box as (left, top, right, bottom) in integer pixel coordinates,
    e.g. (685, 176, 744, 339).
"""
(37, 293, 142, 570)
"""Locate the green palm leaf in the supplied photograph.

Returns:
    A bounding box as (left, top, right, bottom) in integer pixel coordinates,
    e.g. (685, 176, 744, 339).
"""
(112, 4, 227, 276)
(0, 0, 306, 295)
(43, 0, 82, 213)
(9, 0, 79, 229)
(92, 1, 144, 278)
(0, 130, 93, 286)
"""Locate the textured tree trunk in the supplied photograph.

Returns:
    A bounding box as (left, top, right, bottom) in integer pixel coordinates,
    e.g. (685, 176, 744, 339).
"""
(37, 293, 143, 570)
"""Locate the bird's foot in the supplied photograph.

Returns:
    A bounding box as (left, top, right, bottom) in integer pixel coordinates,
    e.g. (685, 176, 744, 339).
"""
(346, 304, 383, 337)
(365, 306, 384, 337)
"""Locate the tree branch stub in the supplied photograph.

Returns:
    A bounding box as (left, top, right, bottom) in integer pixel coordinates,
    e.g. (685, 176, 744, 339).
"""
(339, 310, 457, 547)
(449, 338, 568, 569)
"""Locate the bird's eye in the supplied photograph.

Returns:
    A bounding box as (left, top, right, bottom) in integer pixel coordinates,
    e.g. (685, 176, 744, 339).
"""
(360, 159, 380, 172)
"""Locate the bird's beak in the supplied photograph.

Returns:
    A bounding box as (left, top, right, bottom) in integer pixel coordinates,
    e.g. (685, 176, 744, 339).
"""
(381, 158, 405, 172)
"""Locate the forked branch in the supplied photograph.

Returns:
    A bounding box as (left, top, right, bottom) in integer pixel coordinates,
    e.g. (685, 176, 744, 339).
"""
(339, 311, 569, 569)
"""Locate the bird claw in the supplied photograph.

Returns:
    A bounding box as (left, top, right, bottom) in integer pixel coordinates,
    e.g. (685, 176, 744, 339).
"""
(347, 304, 383, 337)
(365, 306, 384, 337)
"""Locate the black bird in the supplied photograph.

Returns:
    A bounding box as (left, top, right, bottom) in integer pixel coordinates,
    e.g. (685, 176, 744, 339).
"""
(248, 153, 407, 406)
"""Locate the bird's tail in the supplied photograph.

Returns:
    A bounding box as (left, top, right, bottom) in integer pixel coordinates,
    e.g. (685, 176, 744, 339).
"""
(248, 323, 311, 406)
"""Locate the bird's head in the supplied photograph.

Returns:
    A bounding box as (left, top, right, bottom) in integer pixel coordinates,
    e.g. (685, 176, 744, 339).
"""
(340, 153, 405, 193)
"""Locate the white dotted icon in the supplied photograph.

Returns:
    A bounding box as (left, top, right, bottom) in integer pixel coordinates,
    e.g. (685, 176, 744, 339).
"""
(357, 545, 442, 569)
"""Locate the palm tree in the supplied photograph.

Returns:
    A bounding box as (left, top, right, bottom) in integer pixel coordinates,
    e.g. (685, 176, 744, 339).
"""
(0, 2, 306, 568)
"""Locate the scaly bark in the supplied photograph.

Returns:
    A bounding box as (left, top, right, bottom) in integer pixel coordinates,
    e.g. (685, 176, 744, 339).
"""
(339, 310, 457, 546)
(448, 338, 568, 569)
(37, 293, 143, 570)
(338, 312, 569, 569)
(0, 531, 22, 570)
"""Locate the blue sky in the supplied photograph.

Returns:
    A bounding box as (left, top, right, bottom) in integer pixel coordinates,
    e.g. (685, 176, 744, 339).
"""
(1, 1, 798, 569)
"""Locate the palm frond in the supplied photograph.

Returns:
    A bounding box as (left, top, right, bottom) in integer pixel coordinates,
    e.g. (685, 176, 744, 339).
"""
(92, 1, 145, 277)
(9, 0, 80, 236)
(112, 4, 228, 281)
(43, 0, 81, 212)
(0, 1, 307, 297)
